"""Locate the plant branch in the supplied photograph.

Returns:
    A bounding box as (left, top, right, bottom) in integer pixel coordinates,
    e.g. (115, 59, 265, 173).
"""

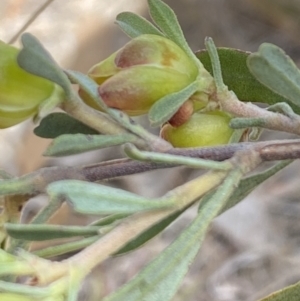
(219, 90, 300, 135)
(37, 169, 230, 284)
(0, 139, 300, 198)
(61, 94, 132, 136)
(31, 148, 262, 287)
(61, 92, 171, 151)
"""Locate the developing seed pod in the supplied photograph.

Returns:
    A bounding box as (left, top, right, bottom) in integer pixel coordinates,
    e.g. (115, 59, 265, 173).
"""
(160, 111, 233, 148)
(0, 41, 56, 128)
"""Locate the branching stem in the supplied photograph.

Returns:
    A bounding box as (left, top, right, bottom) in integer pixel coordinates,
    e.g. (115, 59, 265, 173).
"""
(0, 139, 300, 198)
(219, 91, 300, 135)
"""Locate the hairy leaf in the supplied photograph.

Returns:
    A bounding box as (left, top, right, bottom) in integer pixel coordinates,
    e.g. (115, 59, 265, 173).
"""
(65, 70, 108, 111)
(44, 133, 135, 156)
(104, 168, 242, 301)
(47, 180, 173, 215)
(222, 160, 292, 212)
(34, 112, 98, 138)
(115, 205, 188, 255)
(34, 236, 99, 259)
(248, 43, 300, 108)
(199, 160, 292, 213)
(197, 48, 299, 112)
(90, 214, 130, 226)
(148, 80, 199, 127)
(116, 12, 163, 38)
(5, 223, 100, 241)
(18, 33, 72, 96)
(148, 0, 192, 56)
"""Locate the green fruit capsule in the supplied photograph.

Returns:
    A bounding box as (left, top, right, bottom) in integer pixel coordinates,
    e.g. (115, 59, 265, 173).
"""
(0, 41, 56, 128)
(160, 111, 234, 148)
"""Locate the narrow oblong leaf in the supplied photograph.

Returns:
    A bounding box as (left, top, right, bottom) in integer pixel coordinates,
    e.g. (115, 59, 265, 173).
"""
(148, 80, 199, 127)
(147, 0, 192, 56)
(47, 180, 173, 215)
(44, 133, 135, 157)
(105, 215, 203, 301)
(115, 205, 189, 255)
(18, 33, 72, 96)
(34, 112, 98, 138)
(34, 236, 99, 258)
(198, 160, 292, 214)
(247, 43, 300, 108)
(222, 160, 292, 213)
(116, 12, 164, 38)
(104, 168, 242, 301)
(196, 48, 299, 112)
(90, 214, 130, 226)
(204, 37, 226, 92)
(5, 223, 100, 241)
(259, 281, 300, 301)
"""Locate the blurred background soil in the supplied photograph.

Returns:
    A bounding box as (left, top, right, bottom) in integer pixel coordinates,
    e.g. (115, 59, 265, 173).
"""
(1, 0, 300, 300)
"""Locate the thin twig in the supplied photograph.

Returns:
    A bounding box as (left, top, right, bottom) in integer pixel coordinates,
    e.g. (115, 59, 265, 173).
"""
(8, 0, 56, 44)
(219, 91, 300, 136)
(35, 149, 262, 285)
(40, 169, 230, 284)
(0, 139, 299, 198)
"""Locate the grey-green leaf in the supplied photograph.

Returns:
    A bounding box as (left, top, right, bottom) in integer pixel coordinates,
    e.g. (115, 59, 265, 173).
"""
(90, 214, 130, 227)
(147, 0, 191, 55)
(17, 33, 72, 96)
(47, 180, 173, 215)
(198, 160, 292, 214)
(34, 113, 98, 138)
(196, 48, 299, 112)
(44, 133, 135, 157)
(247, 43, 300, 108)
(34, 236, 99, 258)
(115, 205, 189, 255)
(104, 215, 204, 301)
(104, 168, 241, 301)
(5, 223, 100, 241)
(115, 12, 164, 38)
(222, 160, 292, 213)
(148, 80, 199, 127)
(259, 281, 300, 301)
(65, 69, 108, 112)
